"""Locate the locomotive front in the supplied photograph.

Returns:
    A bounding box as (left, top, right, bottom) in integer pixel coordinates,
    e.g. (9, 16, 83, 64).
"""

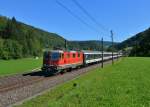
(41, 50, 63, 73)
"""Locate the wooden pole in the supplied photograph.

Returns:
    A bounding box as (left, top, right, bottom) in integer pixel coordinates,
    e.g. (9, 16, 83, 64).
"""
(65, 40, 67, 50)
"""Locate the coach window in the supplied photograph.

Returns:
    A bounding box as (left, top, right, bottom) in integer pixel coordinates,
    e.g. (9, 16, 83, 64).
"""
(97, 54, 99, 58)
(96, 54, 98, 58)
(86, 55, 88, 59)
(92, 55, 94, 59)
(89, 55, 91, 60)
(93, 54, 95, 59)
(95, 55, 97, 58)
(99, 54, 101, 58)
(73, 53, 76, 58)
(94, 54, 96, 59)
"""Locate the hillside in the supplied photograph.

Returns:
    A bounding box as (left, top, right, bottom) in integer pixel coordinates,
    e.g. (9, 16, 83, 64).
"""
(0, 15, 115, 60)
(116, 28, 150, 56)
(0, 16, 66, 59)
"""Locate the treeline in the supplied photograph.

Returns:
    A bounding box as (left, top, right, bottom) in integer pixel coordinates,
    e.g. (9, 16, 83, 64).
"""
(116, 28, 150, 56)
(68, 41, 103, 51)
(0, 16, 65, 59)
(69, 40, 116, 51)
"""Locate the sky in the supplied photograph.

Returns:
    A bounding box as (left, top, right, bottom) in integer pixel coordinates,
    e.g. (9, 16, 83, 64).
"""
(0, 0, 150, 42)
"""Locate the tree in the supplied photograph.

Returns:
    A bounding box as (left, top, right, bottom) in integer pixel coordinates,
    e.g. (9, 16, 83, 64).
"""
(0, 39, 4, 59)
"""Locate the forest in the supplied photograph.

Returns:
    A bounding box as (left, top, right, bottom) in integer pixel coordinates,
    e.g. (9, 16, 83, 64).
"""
(0, 16, 66, 59)
(0, 16, 113, 60)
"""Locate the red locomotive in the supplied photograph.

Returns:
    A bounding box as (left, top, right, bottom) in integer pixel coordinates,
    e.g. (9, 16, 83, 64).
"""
(42, 50, 84, 74)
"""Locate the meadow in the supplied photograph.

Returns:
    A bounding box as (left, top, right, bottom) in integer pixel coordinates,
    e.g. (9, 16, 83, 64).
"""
(0, 58, 42, 76)
(16, 57, 150, 107)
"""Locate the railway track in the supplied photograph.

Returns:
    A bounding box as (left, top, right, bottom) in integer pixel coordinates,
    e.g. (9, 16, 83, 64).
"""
(0, 70, 63, 92)
(0, 76, 44, 93)
(0, 58, 120, 107)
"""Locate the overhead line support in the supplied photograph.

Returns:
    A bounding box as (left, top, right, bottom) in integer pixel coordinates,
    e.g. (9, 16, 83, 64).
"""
(101, 37, 104, 68)
(111, 30, 114, 65)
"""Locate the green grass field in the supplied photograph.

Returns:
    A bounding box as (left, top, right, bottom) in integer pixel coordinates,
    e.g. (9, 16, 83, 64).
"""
(16, 57, 150, 107)
(0, 58, 42, 76)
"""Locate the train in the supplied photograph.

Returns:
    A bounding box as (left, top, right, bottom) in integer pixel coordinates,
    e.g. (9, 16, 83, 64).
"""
(41, 50, 122, 74)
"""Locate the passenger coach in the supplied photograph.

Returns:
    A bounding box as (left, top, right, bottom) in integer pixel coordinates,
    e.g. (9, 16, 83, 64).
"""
(83, 51, 119, 65)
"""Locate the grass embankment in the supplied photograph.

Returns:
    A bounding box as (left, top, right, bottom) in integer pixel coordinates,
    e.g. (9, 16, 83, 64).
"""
(17, 57, 150, 107)
(0, 58, 42, 76)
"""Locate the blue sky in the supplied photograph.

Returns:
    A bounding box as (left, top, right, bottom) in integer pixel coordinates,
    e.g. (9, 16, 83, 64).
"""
(0, 0, 150, 42)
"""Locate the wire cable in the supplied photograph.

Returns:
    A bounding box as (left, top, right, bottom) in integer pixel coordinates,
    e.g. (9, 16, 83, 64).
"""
(72, 0, 110, 32)
(56, 0, 99, 33)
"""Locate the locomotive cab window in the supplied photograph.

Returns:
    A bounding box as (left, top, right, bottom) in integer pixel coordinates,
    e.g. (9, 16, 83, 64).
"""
(78, 53, 80, 57)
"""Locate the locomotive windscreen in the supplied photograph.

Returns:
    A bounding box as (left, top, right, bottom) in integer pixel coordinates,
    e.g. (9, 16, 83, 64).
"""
(51, 52, 60, 60)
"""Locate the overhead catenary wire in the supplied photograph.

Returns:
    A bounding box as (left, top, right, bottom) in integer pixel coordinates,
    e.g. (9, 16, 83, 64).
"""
(72, 0, 113, 46)
(56, 0, 99, 33)
(56, 0, 114, 43)
(71, 0, 110, 32)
